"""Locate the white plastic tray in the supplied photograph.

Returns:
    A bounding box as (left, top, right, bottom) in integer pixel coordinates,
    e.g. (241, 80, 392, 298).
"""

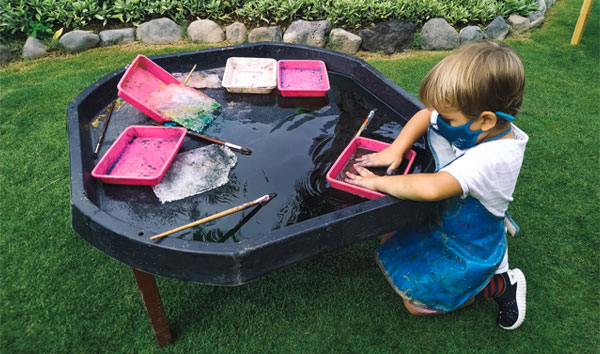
(222, 57, 277, 94)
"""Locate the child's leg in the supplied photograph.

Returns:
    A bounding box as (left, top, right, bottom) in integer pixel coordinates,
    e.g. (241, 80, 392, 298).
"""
(497, 248, 509, 273)
(474, 269, 527, 330)
(474, 250, 510, 301)
(474, 273, 507, 301)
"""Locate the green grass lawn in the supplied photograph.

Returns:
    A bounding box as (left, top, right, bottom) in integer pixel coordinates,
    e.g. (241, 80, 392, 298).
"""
(1, 0, 598, 352)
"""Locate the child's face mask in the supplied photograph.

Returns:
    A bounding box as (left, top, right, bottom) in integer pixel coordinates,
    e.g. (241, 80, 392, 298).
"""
(436, 114, 482, 149)
(436, 111, 515, 149)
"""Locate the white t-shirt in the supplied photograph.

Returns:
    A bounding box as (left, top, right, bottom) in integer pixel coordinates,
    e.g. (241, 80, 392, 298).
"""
(431, 111, 529, 218)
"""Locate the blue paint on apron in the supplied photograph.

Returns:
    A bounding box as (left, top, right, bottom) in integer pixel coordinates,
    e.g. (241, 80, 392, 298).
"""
(375, 126, 507, 311)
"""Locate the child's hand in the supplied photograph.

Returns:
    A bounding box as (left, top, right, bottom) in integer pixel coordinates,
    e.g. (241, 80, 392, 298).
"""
(354, 148, 404, 175)
(344, 164, 381, 190)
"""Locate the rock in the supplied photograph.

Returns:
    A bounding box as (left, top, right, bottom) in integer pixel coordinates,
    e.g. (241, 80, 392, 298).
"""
(359, 19, 416, 54)
(283, 20, 331, 47)
(484, 16, 510, 40)
(136, 18, 182, 44)
(225, 22, 247, 45)
(528, 0, 547, 28)
(188, 19, 225, 43)
(508, 14, 531, 35)
(328, 28, 362, 55)
(0, 45, 12, 64)
(459, 26, 484, 44)
(545, 0, 555, 9)
(248, 26, 283, 42)
(60, 30, 100, 52)
(421, 18, 459, 50)
(99, 28, 135, 46)
(23, 37, 46, 59)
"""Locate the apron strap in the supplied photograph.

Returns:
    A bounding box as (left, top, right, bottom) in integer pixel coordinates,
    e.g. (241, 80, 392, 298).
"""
(504, 212, 520, 237)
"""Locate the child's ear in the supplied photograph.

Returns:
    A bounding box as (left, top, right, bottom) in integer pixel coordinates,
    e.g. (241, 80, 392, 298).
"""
(478, 111, 498, 131)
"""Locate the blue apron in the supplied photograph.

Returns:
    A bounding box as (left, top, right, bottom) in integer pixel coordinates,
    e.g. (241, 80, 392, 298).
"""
(376, 126, 507, 312)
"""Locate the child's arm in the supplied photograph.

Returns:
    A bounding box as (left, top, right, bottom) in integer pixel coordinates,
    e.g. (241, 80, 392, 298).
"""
(356, 108, 431, 175)
(345, 166, 462, 201)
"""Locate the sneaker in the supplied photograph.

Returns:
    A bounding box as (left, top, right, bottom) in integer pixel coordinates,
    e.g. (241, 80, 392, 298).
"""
(494, 268, 526, 330)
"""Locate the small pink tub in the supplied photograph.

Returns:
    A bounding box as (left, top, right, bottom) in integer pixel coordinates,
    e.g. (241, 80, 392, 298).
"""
(117, 54, 181, 123)
(326, 137, 417, 199)
(277, 60, 330, 97)
(91, 126, 187, 185)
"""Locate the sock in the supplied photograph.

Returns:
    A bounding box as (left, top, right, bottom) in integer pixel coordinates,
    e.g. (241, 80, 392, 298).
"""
(475, 273, 506, 301)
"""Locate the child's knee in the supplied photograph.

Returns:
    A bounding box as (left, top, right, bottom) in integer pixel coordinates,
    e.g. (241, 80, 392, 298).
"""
(403, 300, 423, 316)
(403, 299, 440, 316)
(380, 232, 394, 244)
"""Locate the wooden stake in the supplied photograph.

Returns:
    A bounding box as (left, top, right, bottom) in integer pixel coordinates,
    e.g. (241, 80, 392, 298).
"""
(132, 268, 173, 347)
(150, 193, 276, 240)
(571, 0, 594, 45)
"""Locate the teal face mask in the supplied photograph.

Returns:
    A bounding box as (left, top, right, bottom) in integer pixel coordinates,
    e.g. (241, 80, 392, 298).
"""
(436, 111, 515, 149)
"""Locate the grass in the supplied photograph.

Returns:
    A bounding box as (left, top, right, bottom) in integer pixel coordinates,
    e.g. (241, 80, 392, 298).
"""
(1, 0, 598, 352)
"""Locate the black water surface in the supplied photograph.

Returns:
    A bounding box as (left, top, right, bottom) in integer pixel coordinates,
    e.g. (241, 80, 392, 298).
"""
(93, 73, 427, 242)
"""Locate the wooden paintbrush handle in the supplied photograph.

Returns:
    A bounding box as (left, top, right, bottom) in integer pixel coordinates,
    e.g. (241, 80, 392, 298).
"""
(354, 109, 376, 138)
(150, 202, 253, 240)
(186, 131, 226, 145)
(186, 131, 251, 155)
(149, 194, 275, 240)
(182, 64, 197, 85)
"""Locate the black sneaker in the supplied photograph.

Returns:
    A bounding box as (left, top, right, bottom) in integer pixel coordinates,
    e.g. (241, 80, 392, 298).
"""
(494, 268, 527, 330)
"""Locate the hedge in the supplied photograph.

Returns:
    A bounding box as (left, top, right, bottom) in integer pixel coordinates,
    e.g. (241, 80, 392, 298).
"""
(0, 0, 539, 40)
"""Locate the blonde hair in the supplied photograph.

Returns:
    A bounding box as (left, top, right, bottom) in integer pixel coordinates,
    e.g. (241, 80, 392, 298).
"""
(419, 41, 525, 122)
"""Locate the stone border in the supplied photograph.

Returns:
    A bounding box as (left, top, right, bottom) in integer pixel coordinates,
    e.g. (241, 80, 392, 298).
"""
(1, 0, 553, 64)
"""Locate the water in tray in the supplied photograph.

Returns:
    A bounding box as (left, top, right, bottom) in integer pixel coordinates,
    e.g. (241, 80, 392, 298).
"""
(95, 73, 425, 242)
(335, 147, 389, 181)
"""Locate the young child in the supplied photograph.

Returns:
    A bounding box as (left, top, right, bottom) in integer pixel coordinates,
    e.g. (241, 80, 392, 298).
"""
(345, 40, 528, 329)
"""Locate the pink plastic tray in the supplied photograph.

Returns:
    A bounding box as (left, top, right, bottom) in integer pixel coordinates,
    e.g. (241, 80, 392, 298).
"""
(91, 125, 187, 185)
(117, 54, 181, 123)
(326, 137, 417, 199)
(277, 60, 330, 97)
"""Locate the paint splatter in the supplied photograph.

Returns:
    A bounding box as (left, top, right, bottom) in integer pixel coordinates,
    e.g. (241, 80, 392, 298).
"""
(91, 113, 105, 128)
(145, 84, 220, 132)
(106, 137, 180, 177)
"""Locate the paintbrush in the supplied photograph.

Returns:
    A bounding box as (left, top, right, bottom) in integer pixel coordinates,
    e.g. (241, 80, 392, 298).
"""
(150, 193, 277, 241)
(354, 109, 376, 138)
(151, 122, 252, 155)
(182, 64, 197, 86)
(186, 131, 252, 155)
(93, 100, 116, 158)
